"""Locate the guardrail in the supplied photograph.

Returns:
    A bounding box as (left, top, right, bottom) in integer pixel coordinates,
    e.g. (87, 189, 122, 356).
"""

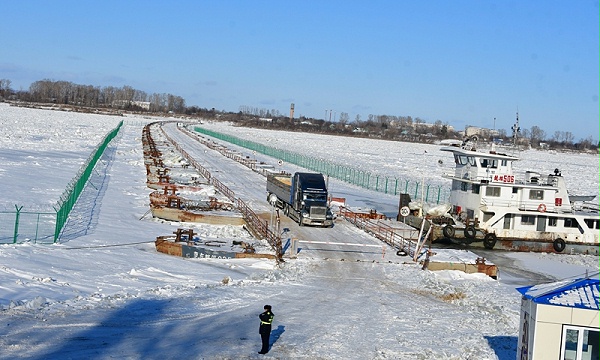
(338, 207, 424, 259)
(156, 122, 283, 261)
(161, 122, 433, 264)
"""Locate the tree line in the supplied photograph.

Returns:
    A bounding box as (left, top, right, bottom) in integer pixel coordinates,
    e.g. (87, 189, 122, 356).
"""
(1, 78, 187, 113)
(237, 106, 598, 152)
(0, 78, 596, 151)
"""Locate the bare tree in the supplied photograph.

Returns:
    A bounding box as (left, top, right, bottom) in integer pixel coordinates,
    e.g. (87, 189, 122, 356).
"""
(564, 131, 574, 145)
(529, 125, 546, 146)
(552, 131, 563, 142)
(0, 79, 12, 97)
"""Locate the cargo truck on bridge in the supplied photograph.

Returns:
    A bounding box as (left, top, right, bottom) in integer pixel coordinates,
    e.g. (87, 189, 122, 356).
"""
(266, 172, 333, 227)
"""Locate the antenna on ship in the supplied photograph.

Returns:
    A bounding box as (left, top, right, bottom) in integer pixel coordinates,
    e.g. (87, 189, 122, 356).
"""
(511, 110, 521, 146)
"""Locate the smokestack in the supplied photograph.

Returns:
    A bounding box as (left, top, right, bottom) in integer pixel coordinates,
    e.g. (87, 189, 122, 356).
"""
(290, 103, 295, 119)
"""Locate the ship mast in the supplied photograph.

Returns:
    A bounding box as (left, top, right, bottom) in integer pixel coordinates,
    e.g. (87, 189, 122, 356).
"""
(511, 111, 521, 146)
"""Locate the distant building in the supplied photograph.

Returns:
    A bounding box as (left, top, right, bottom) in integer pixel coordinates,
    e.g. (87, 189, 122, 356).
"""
(112, 100, 150, 110)
(465, 126, 499, 138)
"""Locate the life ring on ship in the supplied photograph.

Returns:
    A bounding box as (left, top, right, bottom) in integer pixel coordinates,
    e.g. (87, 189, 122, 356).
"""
(483, 233, 497, 249)
(464, 225, 477, 239)
(553, 238, 566, 253)
(537, 204, 547, 213)
(443, 225, 455, 238)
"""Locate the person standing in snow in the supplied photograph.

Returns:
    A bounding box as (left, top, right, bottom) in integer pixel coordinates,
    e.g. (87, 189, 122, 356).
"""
(258, 305, 274, 354)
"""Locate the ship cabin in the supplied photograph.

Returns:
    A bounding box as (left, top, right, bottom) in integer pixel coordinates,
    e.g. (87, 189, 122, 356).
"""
(441, 146, 576, 221)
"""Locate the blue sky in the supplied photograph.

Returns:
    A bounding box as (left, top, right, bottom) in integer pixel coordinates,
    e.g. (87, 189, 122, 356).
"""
(2, 1, 598, 141)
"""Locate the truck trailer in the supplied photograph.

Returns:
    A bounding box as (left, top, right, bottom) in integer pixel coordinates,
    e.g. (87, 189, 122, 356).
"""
(266, 172, 333, 227)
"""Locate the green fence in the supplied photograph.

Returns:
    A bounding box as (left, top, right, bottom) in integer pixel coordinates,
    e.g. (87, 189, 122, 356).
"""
(0, 207, 57, 244)
(54, 120, 123, 241)
(0, 121, 123, 245)
(194, 126, 450, 204)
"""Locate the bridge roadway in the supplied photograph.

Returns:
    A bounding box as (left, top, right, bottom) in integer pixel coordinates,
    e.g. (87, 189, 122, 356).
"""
(161, 122, 399, 263)
(160, 123, 566, 286)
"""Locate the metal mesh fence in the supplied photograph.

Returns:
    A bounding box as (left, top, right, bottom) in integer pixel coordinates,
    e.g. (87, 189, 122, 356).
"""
(0, 209, 56, 244)
(54, 120, 123, 241)
(194, 126, 450, 204)
(0, 120, 123, 244)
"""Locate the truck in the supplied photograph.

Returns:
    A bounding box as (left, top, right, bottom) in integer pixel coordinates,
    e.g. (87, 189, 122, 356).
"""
(266, 172, 333, 227)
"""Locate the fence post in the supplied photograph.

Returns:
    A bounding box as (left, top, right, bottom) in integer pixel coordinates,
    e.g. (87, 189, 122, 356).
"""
(13, 205, 23, 244)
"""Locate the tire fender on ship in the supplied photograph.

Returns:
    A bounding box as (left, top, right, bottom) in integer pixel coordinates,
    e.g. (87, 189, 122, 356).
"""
(483, 233, 497, 249)
(553, 238, 566, 252)
(464, 225, 477, 239)
(396, 249, 408, 257)
(443, 225, 455, 238)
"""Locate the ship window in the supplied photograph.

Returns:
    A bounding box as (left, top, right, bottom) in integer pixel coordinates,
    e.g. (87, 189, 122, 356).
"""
(521, 215, 535, 225)
(482, 212, 494, 222)
(485, 187, 501, 197)
(461, 182, 468, 191)
(481, 159, 498, 168)
(472, 184, 480, 194)
(457, 155, 468, 165)
(529, 190, 544, 200)
(584, 219, 593, 228)
(452, 180, 462, 190)
(564, 218, 579, 228)
(512, 187, 518, 194)
(548, 217, 558, 226)
(468, 157, 477, 166)
(501, 160, 507, 166)
(466, 209, 474, 219)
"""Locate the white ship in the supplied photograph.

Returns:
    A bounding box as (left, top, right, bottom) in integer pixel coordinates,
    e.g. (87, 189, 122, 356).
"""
(438, 143, 599, 255)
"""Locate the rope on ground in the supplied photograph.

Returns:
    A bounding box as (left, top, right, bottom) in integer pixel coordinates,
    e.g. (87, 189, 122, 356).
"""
(52, 240, 156, 250)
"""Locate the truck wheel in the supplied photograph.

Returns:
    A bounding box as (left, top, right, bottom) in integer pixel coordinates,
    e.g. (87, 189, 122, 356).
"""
(443, 225, 455, 238)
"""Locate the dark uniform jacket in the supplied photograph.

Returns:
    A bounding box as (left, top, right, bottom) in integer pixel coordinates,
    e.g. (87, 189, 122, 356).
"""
(259, 310, 274, 334)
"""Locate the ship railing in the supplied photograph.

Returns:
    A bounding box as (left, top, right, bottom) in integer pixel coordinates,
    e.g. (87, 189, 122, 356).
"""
(480, 198, 576, 213)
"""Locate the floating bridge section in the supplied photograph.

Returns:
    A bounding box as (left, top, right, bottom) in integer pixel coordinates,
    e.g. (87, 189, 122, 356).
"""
(143, 122, 285, 262)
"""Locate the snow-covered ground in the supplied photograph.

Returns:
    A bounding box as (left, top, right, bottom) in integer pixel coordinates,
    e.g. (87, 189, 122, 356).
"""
(0, 103, 597, 359)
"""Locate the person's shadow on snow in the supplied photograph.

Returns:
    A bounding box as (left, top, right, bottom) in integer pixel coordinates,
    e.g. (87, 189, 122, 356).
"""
(269, 325, 285, 350)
